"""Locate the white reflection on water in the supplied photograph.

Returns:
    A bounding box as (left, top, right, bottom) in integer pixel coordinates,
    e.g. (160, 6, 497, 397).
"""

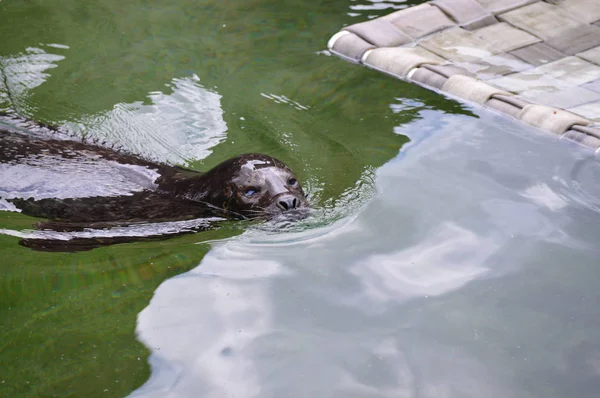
(0, 159, 160, 200)
(352, 223, 492, 302)
(132, 110, 600, 397)
(132, 248, 283, 398)
(65, 74, 227, 165)
(0, 46, 66, 112)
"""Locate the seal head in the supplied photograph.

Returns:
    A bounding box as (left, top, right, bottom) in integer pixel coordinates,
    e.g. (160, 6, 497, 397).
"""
(164, 153, 309, 219)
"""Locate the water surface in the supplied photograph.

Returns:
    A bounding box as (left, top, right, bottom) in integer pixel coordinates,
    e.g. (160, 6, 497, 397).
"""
(1, 0, 600, 397)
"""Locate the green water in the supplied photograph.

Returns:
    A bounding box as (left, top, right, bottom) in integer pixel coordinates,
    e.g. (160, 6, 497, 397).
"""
(0, 0, 470, 396)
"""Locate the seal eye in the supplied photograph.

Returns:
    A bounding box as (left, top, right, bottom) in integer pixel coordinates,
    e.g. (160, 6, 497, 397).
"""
(244, 187, 259, 198)
(288, 178, 297, 186)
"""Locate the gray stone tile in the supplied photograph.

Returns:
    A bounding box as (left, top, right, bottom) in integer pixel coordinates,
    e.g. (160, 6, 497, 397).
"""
(518, 104, 591, 134)
(534, 56, 600, 86)
(489, 72, 566, 94)
(578, 46, 600, 65)
(364, 46, 445, 78)
(476, 0, 538, 14)
(485, 98, 522, 118)
(442, 74, 511, 103)
(519, 86, 600, 109)
(472, 22, 541, 53)
(410, 68, 448, 89)
(455, 53, 534, 80)
(550, 0, 600, 24)
(419, 27, 496, 62)
(499, 2, 600, 55)
(328, 31, 374, 63)
(432, 0, 496, 28)
(582, 79, 600, 93)
(510, 43, 566, 66)
(343, 19, 412, 47)
(423, 64, 474, 78)
(382, 4, 455, 40)
(568, 101, 600, 122)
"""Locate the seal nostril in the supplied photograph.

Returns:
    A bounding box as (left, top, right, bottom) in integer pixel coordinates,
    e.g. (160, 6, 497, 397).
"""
(292, 198, 298, 209)
(278, 200, 289, 211)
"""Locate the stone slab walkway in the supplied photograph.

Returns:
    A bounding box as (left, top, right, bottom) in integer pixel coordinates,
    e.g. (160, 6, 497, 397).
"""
(328, 0, 600, 152)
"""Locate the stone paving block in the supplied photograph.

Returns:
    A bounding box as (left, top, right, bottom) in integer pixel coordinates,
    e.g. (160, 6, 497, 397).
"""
(562, 130, 600, 149)
(510, 43, 566, 66)
(476, 0, 539, 14)
(533, 56, 600, 86)
(422, 64, 474, 78)
(432, 0, 497, 29)
(567, 101, 600, 122)
(549, 0, 600, 24)
(328, 31, 374, 63)
(410, 67, 448, 89)
(455, 53, 533, 80)
(442, 74, 511, 103)
(472, 22, 540, 53)
(582, 79, 600, 94)
(383, 4, 455, 40)
(518, 104, 591, 134)
(488, 71, 565, 93)
(343, 18, 412, 47)
(499, 2, 600, 55)
(577, 46, 600, 65)
(419, 28, 496, 62)
(364, 47, 445, 78)
(519, 86, 600, 111)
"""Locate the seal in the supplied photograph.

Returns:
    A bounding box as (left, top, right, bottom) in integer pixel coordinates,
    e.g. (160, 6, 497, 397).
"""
(0, 116, 309, 250)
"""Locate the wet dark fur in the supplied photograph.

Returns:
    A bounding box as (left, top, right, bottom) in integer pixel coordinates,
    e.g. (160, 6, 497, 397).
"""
(0, 115, 307, 251)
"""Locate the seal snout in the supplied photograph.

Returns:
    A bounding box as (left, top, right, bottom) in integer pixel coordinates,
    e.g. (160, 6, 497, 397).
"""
(276, 195, 299, 211)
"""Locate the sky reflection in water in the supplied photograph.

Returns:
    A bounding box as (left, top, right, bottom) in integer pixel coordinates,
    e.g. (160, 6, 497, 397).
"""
(131, 109, 600, 397)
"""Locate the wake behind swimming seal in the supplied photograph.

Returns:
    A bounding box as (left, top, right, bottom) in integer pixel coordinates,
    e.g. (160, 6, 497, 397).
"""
(0, 120, 309, 251)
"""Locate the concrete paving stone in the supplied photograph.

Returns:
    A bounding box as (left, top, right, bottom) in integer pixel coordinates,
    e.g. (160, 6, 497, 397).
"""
(545, 26, 600, 56)
(510, 43, 566, 66)
(475, 0, 539, 14)
(518, 104, 591, 134)
(364, 46, 445, 78)
(419, 27, 496, 62)
(472, 22, 540, 53)
(461, 15, 500, 31)
(410, 67, 448, 89)
(488, 71, 565, 93)
(577, 46, 600, 66)
(442, 74, 511, 103)
(343, 18, 412, 47)
(328, 31, 374, 63)
(548, 0, 600, 24)
(382, 4, 455, 40)
(499, 2, 600, 54)
(567, 101, 600, 122)
(533, 56, 600, 86)
(432, 0, 496, 28)
(422, 63, 474, 78)
(519, 86, 600, 109)
(582, 79, 600, 93)
(455, 53, 533, 80)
